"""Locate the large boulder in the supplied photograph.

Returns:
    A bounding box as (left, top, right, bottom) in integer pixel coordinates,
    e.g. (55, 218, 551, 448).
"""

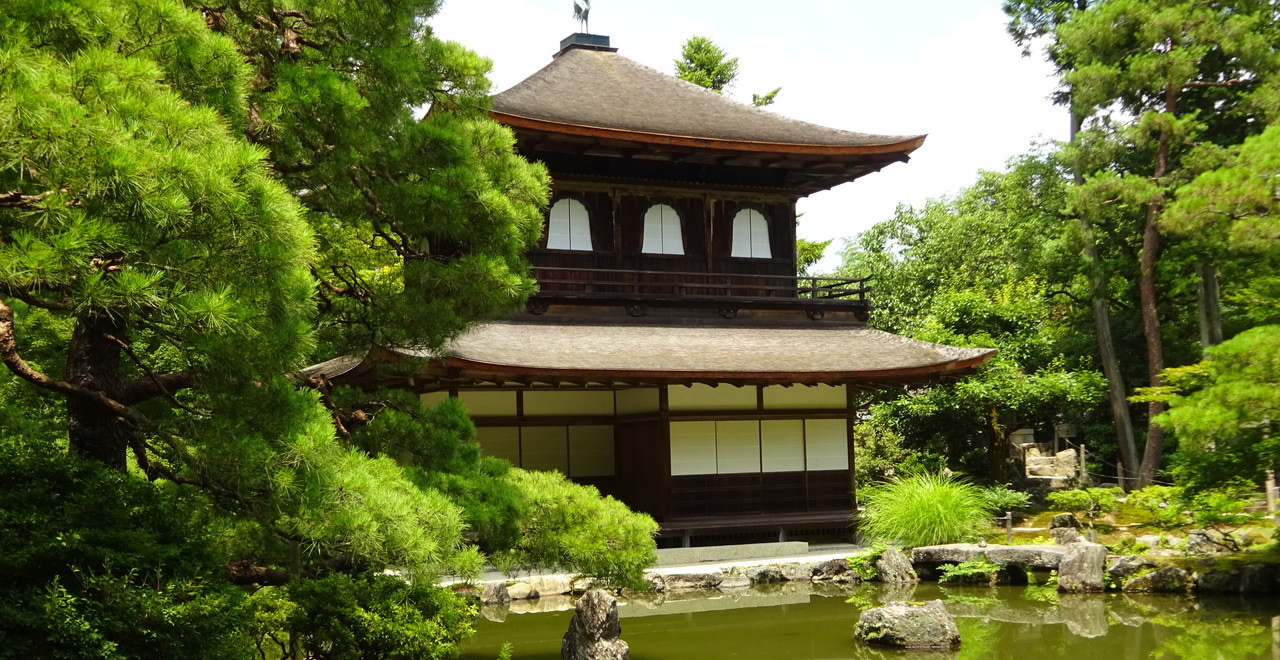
(481, 581, 510, 605)
(1106, 555, 1156, 584)
(744, 565, 784, 585)
(854, 600, 960, 650)
(1057, 542, 1106, 593)
(1051, 527, 1083, 545)
(1122, 566, 1191, 593)
(813, 558, 852, 582)
(875, 547, 919, 583)
(562, 590, 629, 660)
(1050, 512, 1081, 529)
(1185, 529, 1233, 555)
(912, 544, 1066, 570)
(660, 571, 723, 591)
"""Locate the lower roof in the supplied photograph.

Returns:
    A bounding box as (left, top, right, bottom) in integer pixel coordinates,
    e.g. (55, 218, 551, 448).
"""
(306, 321, 994, 388)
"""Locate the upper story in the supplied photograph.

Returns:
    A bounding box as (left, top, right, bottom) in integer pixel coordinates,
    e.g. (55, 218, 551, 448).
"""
(491, 34, 925, 322)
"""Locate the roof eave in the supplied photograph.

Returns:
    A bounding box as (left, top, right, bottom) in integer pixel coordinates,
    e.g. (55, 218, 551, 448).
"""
(433, 349, 995, 386)
(492, 111, 926, 158)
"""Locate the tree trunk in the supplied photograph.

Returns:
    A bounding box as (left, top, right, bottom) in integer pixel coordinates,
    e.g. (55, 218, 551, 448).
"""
(1082, 219, 1140, 489)
(1136, 82, 1177, 487)
(1070, 110, 1139, 489)
(1196, 261, 1224, 351)
(65, 312, 132, 471)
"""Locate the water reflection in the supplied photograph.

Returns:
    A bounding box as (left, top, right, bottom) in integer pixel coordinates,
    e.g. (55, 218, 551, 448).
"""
(461, 581, 1280, 659)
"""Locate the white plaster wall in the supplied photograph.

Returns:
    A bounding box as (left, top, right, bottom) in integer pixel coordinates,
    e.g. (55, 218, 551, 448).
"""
(762, 384, 846, 410)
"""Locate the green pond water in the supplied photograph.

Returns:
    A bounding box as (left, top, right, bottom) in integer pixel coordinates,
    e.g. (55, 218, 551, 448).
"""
(459, 582, 1280, 659)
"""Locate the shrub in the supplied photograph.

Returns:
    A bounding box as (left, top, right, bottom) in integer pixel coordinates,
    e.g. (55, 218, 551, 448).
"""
(0, 438, 252, 660)
(858, 472, 996, 547)
(1126, 485, 1186, 529)
(494, 469, 658, 590)
(938, 558, 1002, 586)
(249, 574, 475, 660)
(982, 484, 1032, 513)
(1045, 487, 1122, 527)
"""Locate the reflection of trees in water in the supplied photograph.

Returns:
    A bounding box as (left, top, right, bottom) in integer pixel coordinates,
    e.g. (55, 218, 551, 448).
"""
(1148, 613, 1271, 660)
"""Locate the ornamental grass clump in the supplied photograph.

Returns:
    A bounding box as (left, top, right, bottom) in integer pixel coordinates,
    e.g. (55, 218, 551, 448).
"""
(858, 472, 996, 548)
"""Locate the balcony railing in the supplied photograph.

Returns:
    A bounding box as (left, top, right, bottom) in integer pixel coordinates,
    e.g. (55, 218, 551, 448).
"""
(528, 266, 872, 318)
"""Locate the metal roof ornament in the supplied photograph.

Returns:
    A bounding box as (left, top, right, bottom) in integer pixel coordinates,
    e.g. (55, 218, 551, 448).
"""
(573, 0, 590, 32)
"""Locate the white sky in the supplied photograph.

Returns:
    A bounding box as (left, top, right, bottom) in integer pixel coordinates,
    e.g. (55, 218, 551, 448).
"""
(431, 0, 1068, 270)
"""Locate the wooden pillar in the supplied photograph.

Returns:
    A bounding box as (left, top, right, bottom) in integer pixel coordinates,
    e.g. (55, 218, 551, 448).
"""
(704, 194, 715, 273)
(845, 384, 858, 508)
(611, 188, 623, 270)
(658, 384, 672, 522)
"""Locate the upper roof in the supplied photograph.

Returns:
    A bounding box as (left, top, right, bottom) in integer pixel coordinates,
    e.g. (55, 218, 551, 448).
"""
(304, 321, 994, 388)
(491, 45, 924, 156)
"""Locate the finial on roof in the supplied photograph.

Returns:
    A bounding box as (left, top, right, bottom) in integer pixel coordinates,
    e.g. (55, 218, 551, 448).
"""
(573, 0, 591, 32)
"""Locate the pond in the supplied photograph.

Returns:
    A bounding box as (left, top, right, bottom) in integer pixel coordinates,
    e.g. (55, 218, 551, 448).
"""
(460, 582, 1280, 659)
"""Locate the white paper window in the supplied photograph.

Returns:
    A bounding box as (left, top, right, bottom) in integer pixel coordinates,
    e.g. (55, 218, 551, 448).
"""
(547, 198, 592, 251)
(716, 421, 762, 474)
(521, 426, 569, 474)
(670, 421, 717, 475)
(475, 426, 521, 464)
(642, 204, 683, 254)
(761, 420, 805, 472)
(730, 208, 771, 258)
(804, 419, 848, 470)
(569, 426, 615, 477)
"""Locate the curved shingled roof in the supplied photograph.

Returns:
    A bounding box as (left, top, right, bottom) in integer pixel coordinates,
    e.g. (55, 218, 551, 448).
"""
(375, 322, 993, 385)
(492, 46, 923, 152)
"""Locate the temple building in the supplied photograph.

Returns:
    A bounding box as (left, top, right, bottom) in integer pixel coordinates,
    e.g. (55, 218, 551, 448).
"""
(313, 34, 994, 546)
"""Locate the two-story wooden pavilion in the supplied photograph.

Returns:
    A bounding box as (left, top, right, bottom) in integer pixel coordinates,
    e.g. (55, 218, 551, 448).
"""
(311, 34, 994, 546)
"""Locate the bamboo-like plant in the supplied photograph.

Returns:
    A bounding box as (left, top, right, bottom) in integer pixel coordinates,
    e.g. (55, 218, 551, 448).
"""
(858, 472, 996, 548)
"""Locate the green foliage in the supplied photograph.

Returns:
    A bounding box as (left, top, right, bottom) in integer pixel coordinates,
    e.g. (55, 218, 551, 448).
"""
(840, 154, 1108, 478)
(847, 544, 887, 581)
(0, 437, 251, 659)
(1110, 536, 1151, 555)
(249, 574, 474, 660)
(0, 0, 653, 655)
(981, 484, 1032, 513)
(1046, 487, 1122, 526)
(493, 469, 658, 590)
(795, 237, 831, 276)
(937, 558, 1003, 586)
(1125, 485, 1186, 528)
(751, 86, 782, 107)
(674, 35, 781, 107)
(858, 472, 996, 547)
(1154, 326, 1280, 489)
(674, 36, 739, 92)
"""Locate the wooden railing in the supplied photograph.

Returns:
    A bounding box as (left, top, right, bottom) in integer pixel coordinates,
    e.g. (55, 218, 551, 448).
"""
(530, 266, 871, 304)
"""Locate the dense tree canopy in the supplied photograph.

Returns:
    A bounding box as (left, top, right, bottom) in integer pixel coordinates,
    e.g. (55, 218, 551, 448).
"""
(0, 0, 655, 655)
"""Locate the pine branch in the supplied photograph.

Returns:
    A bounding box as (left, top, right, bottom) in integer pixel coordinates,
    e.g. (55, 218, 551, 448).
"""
(0, 298, 142, 422)
(104, 334, 204, 414)
(0, 284, 74, 311)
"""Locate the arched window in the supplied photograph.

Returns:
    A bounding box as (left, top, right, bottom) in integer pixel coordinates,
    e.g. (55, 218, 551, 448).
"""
(641, 204, 683, 255)
(731, 208, 771, 258)
(546, 198, 592, 251)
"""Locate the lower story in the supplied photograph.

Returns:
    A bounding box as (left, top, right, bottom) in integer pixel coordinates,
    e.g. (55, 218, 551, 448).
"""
(424, 383, 859, 546)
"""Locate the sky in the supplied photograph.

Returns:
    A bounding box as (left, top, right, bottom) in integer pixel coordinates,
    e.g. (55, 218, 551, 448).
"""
(430, 0, 1070, 270)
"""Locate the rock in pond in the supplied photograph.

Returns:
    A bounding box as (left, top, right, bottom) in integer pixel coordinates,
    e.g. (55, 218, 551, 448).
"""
(854, 600, 960, 650)
(875, 547, 918, 583)
(1057, 542, 1106, 593)
(562, 589, 629, 660)
(1123, 566, 1191, 593)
